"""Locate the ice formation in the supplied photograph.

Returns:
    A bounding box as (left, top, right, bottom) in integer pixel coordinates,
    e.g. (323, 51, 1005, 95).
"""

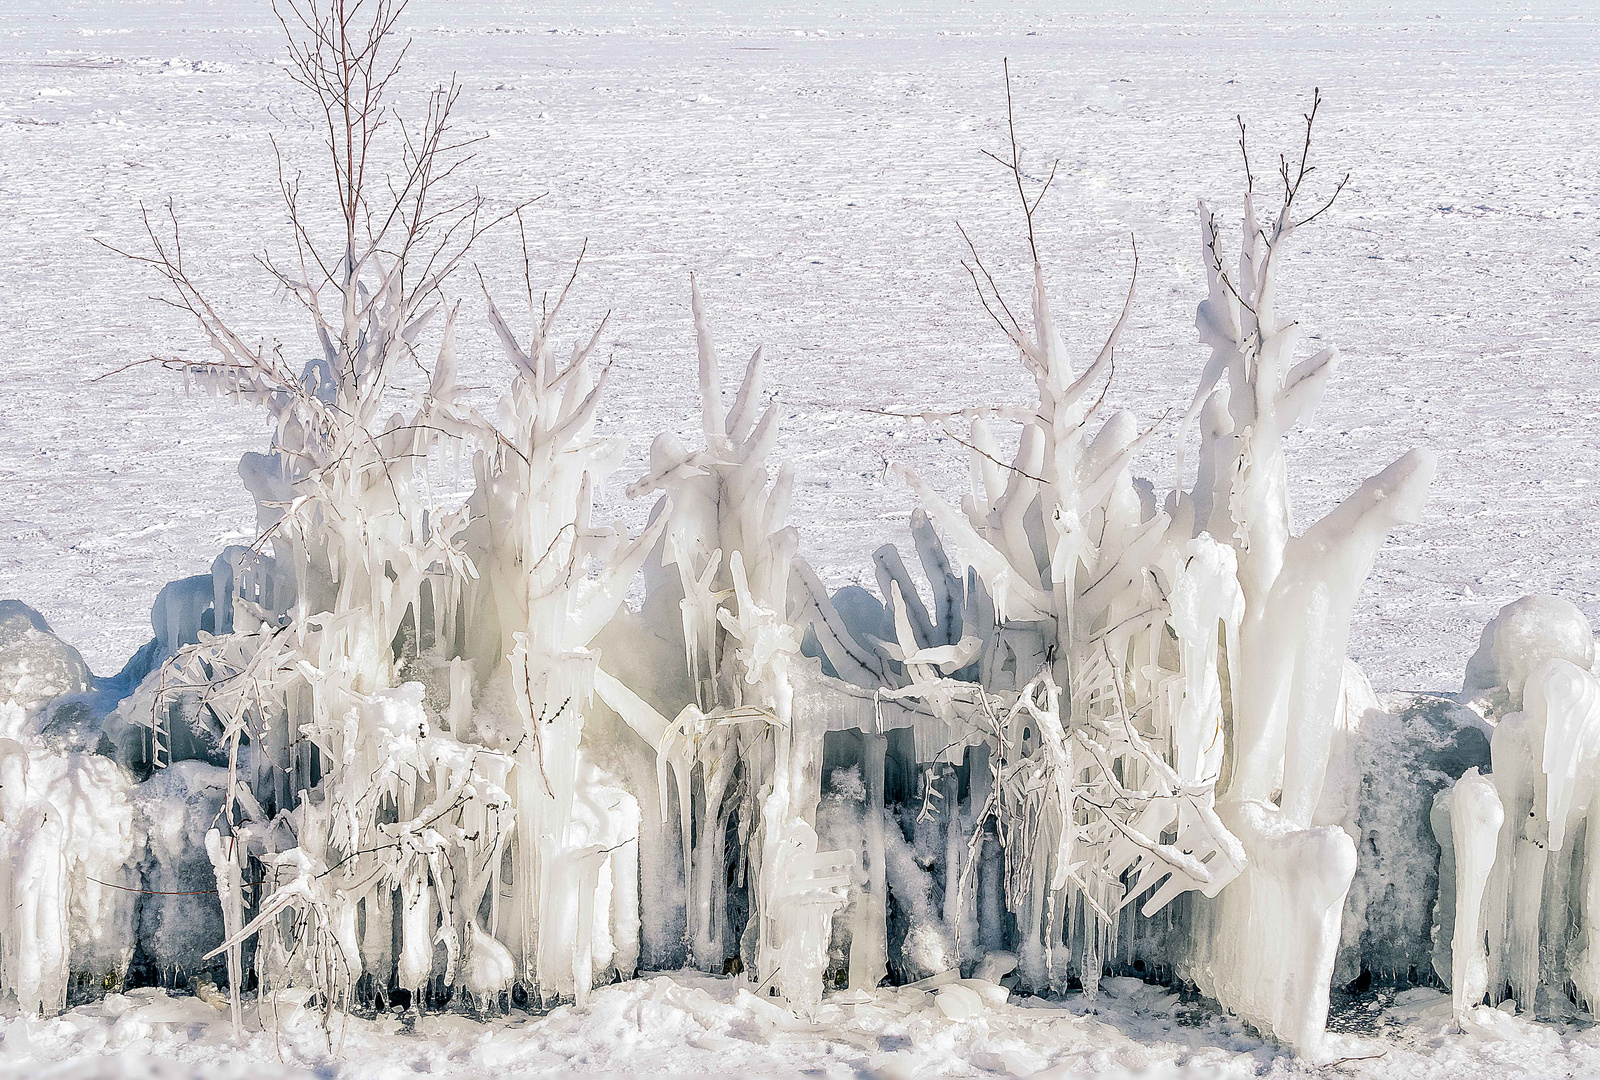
(1431, 647, 1600, 1019)
(1328, 673, 1490, 990)
(0, 601, 93, 716)
(1168, 176, 1437, 1052)
(1439, 768, 1502, 1016)
(1461, 596, 1595, 717)
(12, 23, 1570, 1063)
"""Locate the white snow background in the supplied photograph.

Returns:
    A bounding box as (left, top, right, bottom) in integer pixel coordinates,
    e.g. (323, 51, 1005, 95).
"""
(3, 0, 1600, 1076)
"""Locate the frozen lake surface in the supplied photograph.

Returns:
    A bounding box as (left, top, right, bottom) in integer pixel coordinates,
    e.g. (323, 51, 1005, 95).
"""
(2, 0, 1598, 694)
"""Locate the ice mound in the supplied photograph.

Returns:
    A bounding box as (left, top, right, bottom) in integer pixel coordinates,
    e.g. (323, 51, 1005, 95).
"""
(1461, 595, 1595, 716)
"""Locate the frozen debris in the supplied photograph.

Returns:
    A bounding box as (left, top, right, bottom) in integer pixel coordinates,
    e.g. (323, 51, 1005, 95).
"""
(974, 951, 1017, 983)
(934, 981, 982, 1019)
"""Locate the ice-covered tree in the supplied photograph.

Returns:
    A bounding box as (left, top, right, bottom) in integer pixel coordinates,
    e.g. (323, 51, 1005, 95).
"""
(607, 278, 850, 1014)
(787, 78, 1434, 1058)
(101, 0, 657, 1029)
(1170, 96, 1435, 1055)
(795, 64, 1252, 1001)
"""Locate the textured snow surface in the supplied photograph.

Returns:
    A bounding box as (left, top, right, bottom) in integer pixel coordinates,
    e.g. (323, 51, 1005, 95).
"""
(7, 972, 1600, 1080)
(4, 0, 1600, 692)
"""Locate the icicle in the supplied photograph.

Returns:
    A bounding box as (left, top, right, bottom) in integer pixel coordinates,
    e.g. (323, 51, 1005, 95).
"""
(1446, 769, 1503, 1017)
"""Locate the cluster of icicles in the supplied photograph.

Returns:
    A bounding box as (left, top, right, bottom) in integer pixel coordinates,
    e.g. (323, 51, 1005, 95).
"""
(20, 170, 1558, 1063)
(1433, 597, 1600, 1024)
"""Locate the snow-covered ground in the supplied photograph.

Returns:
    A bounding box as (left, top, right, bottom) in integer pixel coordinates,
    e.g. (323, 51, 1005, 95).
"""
(10, 971, 1600, 1080)
(3, 0, 1599, 692)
